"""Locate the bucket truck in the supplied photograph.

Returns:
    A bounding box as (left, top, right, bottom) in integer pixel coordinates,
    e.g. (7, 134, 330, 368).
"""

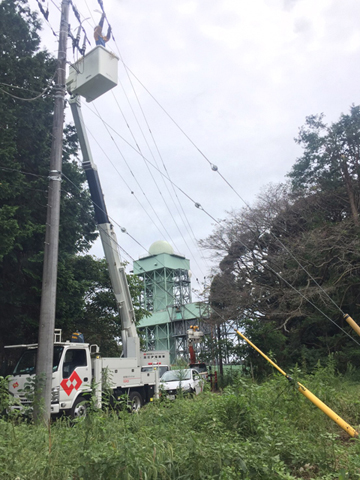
(6, 47, 170, 416)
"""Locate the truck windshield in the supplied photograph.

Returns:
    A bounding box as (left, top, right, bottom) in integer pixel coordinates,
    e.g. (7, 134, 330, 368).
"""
(13, 346, 64, 375)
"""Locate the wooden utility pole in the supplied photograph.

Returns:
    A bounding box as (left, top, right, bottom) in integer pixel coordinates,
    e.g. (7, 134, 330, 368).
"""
(34, 0, 70, 425)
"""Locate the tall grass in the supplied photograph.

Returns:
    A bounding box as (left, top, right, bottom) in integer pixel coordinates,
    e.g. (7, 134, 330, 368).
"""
(1, 359, 360, 479)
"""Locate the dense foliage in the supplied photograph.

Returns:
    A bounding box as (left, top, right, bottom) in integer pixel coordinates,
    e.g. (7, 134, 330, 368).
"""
(1, 360, 360, 479)
(203, 106, 360, 375)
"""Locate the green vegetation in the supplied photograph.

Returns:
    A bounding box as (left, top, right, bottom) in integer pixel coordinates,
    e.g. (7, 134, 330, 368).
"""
(1, 361, 360, 479)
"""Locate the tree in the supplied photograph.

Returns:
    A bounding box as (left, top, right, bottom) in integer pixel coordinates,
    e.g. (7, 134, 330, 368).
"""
(0, 0, 98, 359)
(202, 175, 360, 374)
(289, 105, 360, 226)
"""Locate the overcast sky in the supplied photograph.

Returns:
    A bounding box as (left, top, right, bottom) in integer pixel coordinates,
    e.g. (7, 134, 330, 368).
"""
(27, 0, 360, 296)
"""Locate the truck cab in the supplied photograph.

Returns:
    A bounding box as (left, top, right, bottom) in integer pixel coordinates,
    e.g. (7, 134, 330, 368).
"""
(8, 340, 92, 416)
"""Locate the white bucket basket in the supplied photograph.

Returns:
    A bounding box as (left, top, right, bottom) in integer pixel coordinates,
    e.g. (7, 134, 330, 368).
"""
(66, 46, 119, 102)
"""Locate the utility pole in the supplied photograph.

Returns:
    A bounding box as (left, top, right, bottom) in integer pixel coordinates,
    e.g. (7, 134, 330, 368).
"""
(34, 0, 70, 425)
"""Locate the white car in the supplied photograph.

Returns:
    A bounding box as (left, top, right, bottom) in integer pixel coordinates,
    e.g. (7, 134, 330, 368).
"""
(160, 368, 204, 399)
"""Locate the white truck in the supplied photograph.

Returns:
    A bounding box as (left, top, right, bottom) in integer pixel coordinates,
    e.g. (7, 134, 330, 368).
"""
(6, 91, 170, 417)
(7, 333, 169, 416)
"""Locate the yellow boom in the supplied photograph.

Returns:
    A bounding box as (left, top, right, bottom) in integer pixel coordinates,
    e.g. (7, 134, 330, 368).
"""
(344, 314, 360, 337)
(235, 328, 358, 438)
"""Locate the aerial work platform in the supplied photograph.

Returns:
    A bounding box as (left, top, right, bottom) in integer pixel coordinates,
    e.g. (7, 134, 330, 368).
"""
(66, 46, 119, 102)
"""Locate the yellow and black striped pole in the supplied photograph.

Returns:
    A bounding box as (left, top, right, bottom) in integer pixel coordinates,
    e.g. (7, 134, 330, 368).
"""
(235, 328, 358, 438)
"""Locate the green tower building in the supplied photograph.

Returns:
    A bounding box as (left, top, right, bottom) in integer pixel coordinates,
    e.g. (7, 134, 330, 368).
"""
(134, 241, 209, 363)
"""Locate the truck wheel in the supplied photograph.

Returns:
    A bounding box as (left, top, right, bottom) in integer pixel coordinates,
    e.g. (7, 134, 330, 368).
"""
(71, 396, 88, 419)
(128, 391, 143, 412)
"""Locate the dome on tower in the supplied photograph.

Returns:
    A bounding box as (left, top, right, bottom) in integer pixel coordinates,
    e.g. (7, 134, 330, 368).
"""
(148, 240, 174, 256)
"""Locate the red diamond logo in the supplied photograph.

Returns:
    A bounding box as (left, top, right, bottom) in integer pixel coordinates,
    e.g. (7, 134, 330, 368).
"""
(13, 382, 19, 389)
(60, 371, 82, 396)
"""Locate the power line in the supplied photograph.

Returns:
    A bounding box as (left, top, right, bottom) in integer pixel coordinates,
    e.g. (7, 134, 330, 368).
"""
(108, 89, 185, 252)
(89, 102, 178, 246)
(85, 127, 173, 242)
(65, 6, 211, 278)
(63, 1, 210, 279)
(83, 104, 216, 219)
(50, 0, 61, 12)
(205, 216, 360, 348)
(6, 165, 351, 346)
(0, 165, 48, 178)
(0, 70, 57, 102)
(107, 89, 208, 276)
(61, 172, 209, 324)
(111, 49, 210, 275)
(62, 2, 347, 332)
(122, 59, 347, 320)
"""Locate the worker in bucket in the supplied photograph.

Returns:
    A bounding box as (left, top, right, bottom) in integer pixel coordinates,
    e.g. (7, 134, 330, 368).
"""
(94, 13, 111, 47)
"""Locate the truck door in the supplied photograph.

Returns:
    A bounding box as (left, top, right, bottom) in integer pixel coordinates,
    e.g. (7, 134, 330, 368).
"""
(59, 348, 90, 409)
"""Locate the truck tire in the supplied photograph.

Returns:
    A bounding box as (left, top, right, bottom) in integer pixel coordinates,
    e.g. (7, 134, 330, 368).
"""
(128, 391, 143, 412)
(70, 395, 88, 419)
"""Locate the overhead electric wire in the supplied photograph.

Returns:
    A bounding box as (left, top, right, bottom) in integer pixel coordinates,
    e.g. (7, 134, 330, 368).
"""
(85, 100, 219, 235)
(3, 167, 205, 327)
(215, 170, 346, 317)
(61, 172, 134, 261)
(61, 2, 210, 279)
(86, 129, 132, 191)
(0, 69, 57, 102)
(83, 0, 95, 24)
(123, 63, 215, 169)
(89, 103, 177, 246)
(65, 0, 209, 277)
(34, 0, 58, 37)
(62, 2, 348, 332)
(50, 0, 61, 12)
(54, 1, 348, 339)
(0, 82, 50, 96)
(83, 103, 219, 224)
(109, 88, 208, 276)
(0, 166, 49, 179)
(31, 1, 358, 357)
(63, 169, 360, 348)
(204, 215, 360, 348)
(109, 88, 186, 253)
(113, 40, 210, 271)
(123, 58, 348, 320)
(61, 172, 209, 323)
(85, 128, 176, 244)
(51, 21, 354, 343)
(112, 52, 210, 275)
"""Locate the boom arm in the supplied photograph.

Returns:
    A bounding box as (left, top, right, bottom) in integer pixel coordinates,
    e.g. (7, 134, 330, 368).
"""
(69, 95, 139, 358)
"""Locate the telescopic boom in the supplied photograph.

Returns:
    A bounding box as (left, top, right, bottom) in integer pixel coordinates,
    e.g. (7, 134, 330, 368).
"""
(69, 95, 139, 358)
